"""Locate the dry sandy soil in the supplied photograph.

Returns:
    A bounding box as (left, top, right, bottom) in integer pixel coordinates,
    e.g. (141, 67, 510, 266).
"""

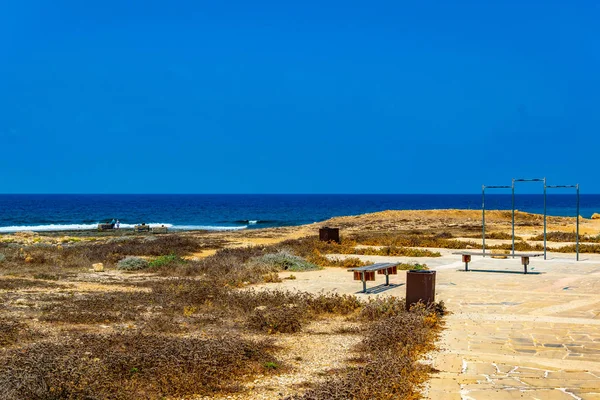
(2, 209, 600, 399)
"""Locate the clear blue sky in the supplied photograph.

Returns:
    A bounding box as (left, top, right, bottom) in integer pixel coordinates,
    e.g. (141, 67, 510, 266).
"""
(1, 1, 598, 193)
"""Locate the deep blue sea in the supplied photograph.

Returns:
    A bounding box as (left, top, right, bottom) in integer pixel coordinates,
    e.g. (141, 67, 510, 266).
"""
(0, 194, 597, 233)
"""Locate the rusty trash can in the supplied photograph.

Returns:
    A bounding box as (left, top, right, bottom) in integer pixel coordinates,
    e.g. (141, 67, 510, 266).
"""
(319, 227, 340, 244)
(406, 270, 436, 311)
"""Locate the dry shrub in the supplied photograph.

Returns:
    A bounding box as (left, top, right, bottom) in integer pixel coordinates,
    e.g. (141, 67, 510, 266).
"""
(324, 256, 367, 268)
(0, 317, 37, 347)
(530, 231, 600, 243)
(40, 291, 149, 324)
(345, 232, 480, 250)
(0, 235, 204, 272)
(357, 296, 407, 321)
(554, 243, 600, 254)
(288, 299, 445, 400)
(464, 232, 522, 240)
(0, 278, 63, 290)
(353, 246, 440, 257)
(180, 246, 274, 283)
(488, 242, 544, 251)
(39, 280, 362, 334)
(0, 332, 280, 399)
(248, 305, 305, 333)
(273, 238, 438, 268)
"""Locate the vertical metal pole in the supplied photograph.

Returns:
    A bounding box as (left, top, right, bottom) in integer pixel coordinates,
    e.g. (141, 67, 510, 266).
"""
(543, 178, 547, 260)
(362, 272, 366, 293)
(482, 185, 486, 256)
(512, 179, 515, 256)
(385, 269, 389, 286)
(576, 184, 580, 261)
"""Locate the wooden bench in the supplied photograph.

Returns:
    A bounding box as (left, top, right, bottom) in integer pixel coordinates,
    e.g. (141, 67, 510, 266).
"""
(348, 263, 398, 293)
(452, 251, 543, 274)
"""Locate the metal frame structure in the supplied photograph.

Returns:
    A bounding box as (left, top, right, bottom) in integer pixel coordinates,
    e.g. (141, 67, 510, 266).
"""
(481, 177, 581, 262)
(512, 178, 546, 257)
(545, 184, 580, 261)
(481, 184, 511, 256)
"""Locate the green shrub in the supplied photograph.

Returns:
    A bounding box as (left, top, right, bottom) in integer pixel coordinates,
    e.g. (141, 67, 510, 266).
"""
(255, 251, 321, 272)
(117, 257, 149, 271)
(149, 254, 184, 269)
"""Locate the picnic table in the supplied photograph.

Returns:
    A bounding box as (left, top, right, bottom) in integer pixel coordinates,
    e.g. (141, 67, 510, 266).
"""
(452, 251, 543, 274)
(347, 262, 398, 293)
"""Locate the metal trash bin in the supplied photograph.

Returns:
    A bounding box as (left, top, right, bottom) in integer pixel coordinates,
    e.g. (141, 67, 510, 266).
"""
(406, 270, 436, 311)
(319, 227, 340, 243)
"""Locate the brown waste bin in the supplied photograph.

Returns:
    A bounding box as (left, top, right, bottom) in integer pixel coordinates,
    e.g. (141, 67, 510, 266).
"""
(319, 227, 340, 243)
(405, 270, 436, 311)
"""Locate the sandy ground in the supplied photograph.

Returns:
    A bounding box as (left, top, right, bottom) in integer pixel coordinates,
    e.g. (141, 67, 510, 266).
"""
(3, 209, 600, 399)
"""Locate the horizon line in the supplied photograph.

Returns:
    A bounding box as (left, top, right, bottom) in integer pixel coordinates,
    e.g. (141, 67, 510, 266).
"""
(0, 193, 594, 196)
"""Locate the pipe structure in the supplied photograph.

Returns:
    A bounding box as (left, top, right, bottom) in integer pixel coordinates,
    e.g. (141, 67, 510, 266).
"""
(544, 178, 547, 260)
(482, 185, 512, 256)
(512, 179, 515, 256)
(545, 184, 580, 261)
(512, 178, 545, 257)
(577, 184, 580, 261)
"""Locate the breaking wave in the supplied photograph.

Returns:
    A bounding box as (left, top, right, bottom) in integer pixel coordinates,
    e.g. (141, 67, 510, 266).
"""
(0, 223, 247, 233)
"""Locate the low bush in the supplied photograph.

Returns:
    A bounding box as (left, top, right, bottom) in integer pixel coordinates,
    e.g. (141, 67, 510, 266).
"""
(0, 332, 281, 399)
(0, 317, 37, 347)
(248, 305, 305, 334)
(117, 257, 149, 271)
(530, 231, 600, 243)
(254, 251, 321, 272)
(0, 278, 63, 290)
(148, 253, 185, 269)
(288, 299, 445, 400)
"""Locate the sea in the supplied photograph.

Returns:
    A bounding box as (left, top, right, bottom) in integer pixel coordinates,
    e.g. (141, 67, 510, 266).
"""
(0, 194, 597, 233)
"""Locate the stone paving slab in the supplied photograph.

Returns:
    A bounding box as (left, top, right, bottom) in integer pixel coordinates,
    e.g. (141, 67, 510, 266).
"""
(427, 255, 600, 399)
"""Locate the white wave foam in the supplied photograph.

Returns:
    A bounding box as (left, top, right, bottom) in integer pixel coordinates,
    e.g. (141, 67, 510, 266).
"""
(0, 223, 247, 233)
(248, 220, 258, 224)
(170, 225, 247, 231)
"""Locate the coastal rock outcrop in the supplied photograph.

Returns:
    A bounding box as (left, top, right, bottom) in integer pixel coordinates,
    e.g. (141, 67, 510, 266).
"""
(592, 213, 600, 219)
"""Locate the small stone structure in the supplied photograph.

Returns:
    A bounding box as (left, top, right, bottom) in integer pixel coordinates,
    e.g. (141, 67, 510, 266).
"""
(152, 226, 168, 234)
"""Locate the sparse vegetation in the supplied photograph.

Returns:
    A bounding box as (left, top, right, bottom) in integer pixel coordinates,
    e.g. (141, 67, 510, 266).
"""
(253, 250, 322, 272)
(117, 256, 149, 271)
(0, 332, 281, 399)
(288, 299, 445, 400)
(0, 228, 449, 399)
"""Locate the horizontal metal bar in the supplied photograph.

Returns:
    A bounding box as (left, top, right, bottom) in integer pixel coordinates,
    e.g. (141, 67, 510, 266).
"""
(484, 185, 512, 189)
(514, 178, 544, 182)
(546, 185, 577, 189)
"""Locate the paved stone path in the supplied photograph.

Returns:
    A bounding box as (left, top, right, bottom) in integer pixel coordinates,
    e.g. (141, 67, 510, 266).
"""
(258, 251, 600, 399)
(427, 253, 600, 399)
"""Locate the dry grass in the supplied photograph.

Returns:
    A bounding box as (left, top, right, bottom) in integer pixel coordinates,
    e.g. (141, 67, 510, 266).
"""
(530, 231, 600, 243)
(288, 299, 446, 400)
(0, 317, 38, 347)
(0, 332, 281, 399)
(0, 230, 448, 399)
(347, 232, 478, 250)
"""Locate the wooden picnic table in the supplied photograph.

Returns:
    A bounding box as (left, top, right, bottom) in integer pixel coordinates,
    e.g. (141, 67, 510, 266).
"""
(452, 251, 543, 274)
(348, 262, 399, 293)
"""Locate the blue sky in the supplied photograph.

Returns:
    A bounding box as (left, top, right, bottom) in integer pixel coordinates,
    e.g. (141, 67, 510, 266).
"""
(0, 1, 598, 193)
